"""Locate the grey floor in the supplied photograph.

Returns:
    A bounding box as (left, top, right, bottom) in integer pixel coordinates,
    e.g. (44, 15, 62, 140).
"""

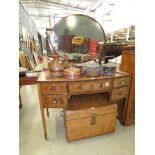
(19, 85, 135, 155)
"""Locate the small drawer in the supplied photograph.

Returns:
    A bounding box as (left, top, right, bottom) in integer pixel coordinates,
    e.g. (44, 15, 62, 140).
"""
(40, 83, 67, 93)
(42, 94, 67, 108)
(113, 77, 130, 88)
(92, 80, 112, 91)
(112, 87, 128, 100)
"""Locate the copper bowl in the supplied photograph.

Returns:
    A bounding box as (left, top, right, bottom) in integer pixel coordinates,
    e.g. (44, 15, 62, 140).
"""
(63, 67, 81, 79)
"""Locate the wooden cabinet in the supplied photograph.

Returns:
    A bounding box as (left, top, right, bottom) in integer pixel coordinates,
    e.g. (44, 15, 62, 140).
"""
(120, 46, 135, 126)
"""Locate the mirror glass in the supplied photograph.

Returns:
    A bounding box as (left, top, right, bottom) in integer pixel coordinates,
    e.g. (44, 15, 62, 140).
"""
(50, 14, 106, 61)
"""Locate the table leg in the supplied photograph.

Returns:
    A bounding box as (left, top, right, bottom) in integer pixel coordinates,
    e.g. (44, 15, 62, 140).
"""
(40, 108, 47, 140)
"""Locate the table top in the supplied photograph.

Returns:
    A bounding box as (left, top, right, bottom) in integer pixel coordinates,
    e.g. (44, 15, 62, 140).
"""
(37, 71, 129, 83)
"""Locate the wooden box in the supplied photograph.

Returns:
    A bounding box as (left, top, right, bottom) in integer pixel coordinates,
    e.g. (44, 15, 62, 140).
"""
(64, 93, 117, 141)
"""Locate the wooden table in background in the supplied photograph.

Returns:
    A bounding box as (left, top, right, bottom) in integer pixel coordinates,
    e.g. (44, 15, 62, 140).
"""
(19, 76, 38, 108)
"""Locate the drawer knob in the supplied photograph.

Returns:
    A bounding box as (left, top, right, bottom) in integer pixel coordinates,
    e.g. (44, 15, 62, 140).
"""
(53, 95, 56, 104)
(50, 84, 55, 91)
(118, 88, 122, 95)
(53, 99, 56, 104)
(121, 81, 125, 85)
(101, 84, 105, 87)
(101, 82, 109, 87)
(105, 82, 109, 86)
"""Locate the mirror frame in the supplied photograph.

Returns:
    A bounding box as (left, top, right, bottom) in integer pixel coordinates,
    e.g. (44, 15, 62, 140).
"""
(51, 14, 106, 60)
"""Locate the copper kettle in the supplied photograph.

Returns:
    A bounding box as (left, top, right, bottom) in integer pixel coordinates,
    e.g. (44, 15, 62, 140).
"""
(48, 54, 68, 72)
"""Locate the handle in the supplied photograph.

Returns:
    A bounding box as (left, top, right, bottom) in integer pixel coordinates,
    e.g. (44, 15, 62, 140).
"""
(121, 81, 125, 85)
(118, 88, 122, 95)
(50, 84, 56, 91)
(60, 111, 64, 117)
(90, 113, 96, 125)
(52, 95, 57, 104)
(101, 84, 105, 87)
(101, 82, 109, 87)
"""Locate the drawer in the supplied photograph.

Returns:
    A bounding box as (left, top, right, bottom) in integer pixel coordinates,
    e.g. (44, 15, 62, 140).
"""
(113, 77, 130, 88)
(40, 83, 67, 93)
(41, 94, 67, 108)
(68, 80, 112, 93)
(92, 80, 112, 91)
(112, 87, 128, 100)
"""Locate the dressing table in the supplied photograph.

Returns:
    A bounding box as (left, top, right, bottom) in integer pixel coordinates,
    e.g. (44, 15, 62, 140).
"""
(37, 71, 130, 139)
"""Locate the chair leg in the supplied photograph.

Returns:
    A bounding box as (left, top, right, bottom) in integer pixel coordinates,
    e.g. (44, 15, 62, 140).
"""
(46, 108, 49, 117)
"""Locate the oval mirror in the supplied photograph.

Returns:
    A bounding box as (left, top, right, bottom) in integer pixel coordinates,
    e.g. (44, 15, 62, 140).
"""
(50, 14, 106, 62)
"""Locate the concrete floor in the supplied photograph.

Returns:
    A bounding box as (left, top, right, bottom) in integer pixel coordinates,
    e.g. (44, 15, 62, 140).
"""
(19, 85, 135, 155)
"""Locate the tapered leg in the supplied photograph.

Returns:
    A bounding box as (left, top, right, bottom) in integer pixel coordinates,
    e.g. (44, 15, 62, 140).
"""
(40, 108, 47, 140)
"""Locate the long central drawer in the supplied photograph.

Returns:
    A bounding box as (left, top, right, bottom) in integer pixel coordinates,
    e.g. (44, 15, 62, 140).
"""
(68, 79, 112, 93)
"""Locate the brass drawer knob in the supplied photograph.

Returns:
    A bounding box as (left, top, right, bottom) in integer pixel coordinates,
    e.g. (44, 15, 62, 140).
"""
(121, 81, 125, 85)
(101, 82, 109, 87)
(90, 113, 96, 125)
(53, 95, 56, 104)
(50, 84, 55, 91)
(105, 82, 109, 86)
(53, 99, 56, 104)
(101, 84, 105, 87)
(118, 88, 122, 95)
(52, 84, 55, 90)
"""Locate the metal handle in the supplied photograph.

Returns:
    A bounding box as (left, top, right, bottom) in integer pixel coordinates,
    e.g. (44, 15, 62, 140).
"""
(101, 82, 109, 87)
(121, 81, 125, 85)
(106, 82, 109, 86)
(53, 95, 57, 104)
(53, 99, 56, 104)
(60, 111, 64, 117)
(90, 113, 96, 125)
(101, 84, 105, 87)
(118, 88, 122, 95)
(52, 84, 56, 90)
(50, 84, 56, 91)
